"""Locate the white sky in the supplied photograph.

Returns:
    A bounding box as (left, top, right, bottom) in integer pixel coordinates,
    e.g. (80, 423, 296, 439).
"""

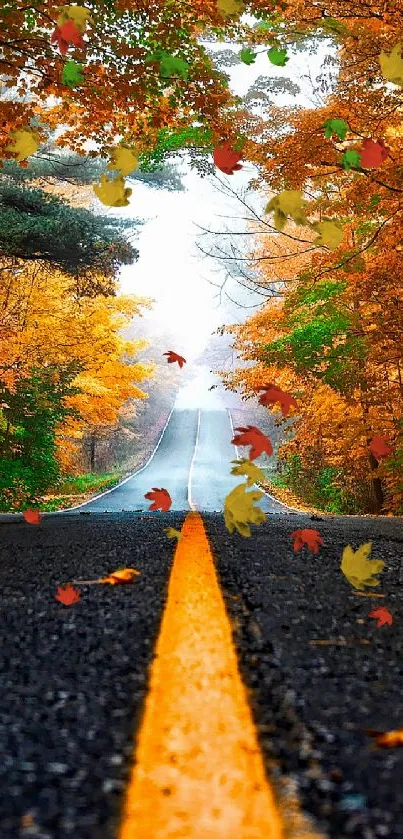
(97, 36, 332, 361)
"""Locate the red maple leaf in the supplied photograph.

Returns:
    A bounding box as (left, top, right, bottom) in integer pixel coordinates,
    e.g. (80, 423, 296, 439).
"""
(213, 141, 243, 175)
(231, 425, 273, 460)
(368, 435, 393, 461)
(359, 138, 390, 169)
(256, 384, 298, 416)
(51, 20, 84, 55)
(368, 606, 393, 628)
(144, 487, 172, 511)
(163, 350, 186, 368)
(23, 509, 41, 525)
(290, 529, 324, 554)
(55, 584, 81, 605)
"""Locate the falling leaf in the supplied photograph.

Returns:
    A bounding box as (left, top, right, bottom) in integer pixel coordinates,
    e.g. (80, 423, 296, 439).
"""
(51, 20, 84, 55)
(216, 0, 245, 17)
(365, 728, 403, 748)
(239, 47, 257, 65)
(62, 59, 84, 87)
(93, 175, 132, 206)
(56, 5, 93, 32)
(265, 190, 309, 231)
(224, 482, 266, 538)
(340, 542, 385, 590)
(5, 129, 40, 161)
(291, 529, 324, 554)
(311, 219, 344, 249)
(369, 435, 393, 461)
(323, 118, 349, 140)
(163, 350, 186, 368)
(267, 46, 289, 66)
(99, 567, 141, 585)
(341, 149, 361, 171)
(359, 138, 390, 168)
(107, 145, 139, 176)
(231, 425, 273, 460)
(55, 584, 81, 605)
(164, 527, 183, 541)
(368, 606, 393, 628)
(230, 458, 266, 487)
(22, 508, 41, 525)
(256, 383, 298, 416)
(213, 141, 243, 175)
(379, 42, 403, 87)
(145, 487, 172, 512)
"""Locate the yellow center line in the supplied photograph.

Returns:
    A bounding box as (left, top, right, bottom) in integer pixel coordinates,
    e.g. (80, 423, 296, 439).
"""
(117, 512, 325, 839)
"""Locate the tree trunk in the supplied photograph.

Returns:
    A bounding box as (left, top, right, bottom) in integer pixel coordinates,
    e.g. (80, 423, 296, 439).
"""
(367, 448, 384, 514)
(89, 433, 96, 472)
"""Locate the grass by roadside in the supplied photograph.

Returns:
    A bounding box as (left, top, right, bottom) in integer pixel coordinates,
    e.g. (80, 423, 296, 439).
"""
(37, 472, 126, 511)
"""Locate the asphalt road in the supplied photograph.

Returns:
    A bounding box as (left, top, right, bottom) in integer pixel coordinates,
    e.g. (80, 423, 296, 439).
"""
(1, 383, 403, 838)
(61, 406, 295, 516)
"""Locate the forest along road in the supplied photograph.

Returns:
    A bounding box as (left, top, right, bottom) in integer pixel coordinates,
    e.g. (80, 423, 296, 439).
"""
(62, 405, 295, 515)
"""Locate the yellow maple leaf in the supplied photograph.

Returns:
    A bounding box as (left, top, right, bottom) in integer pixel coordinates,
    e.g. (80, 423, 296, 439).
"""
(164, 527, 183, 541)
(379, 42, 403, 87)
(5, 128, 40, 161)
(340, 542, 385, 590)
(57, 5, 93, 32)
(311, 219, 344, 249)
(265, 190, 309, 231)
(230, 458, 266, 487)
(216, 0, 245, 17)
(107, 145, 139, 177)
(93, 175, 132, 206)
(224, 482, 266, 538)
(99, 567, 141, 585)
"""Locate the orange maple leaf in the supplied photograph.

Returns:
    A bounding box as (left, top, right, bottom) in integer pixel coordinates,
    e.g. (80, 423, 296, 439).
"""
(55, 584, 81, 605)
(144, 487, 172, 511)
(256, 384, 298, 416)
(368, 606, 393, 627)
(213, 141, 243, 174)
(364, 728, 403, 748)
(99, 568, 141, 585)
(359, 138, 390, 168)
(163, 350, 186, 368)
(291, 529, 324, 554)
(51, 20, 84, 55)
(231, 425, 273, 460)
(23, 509, 41, 525)
(368, 435, 393, 461)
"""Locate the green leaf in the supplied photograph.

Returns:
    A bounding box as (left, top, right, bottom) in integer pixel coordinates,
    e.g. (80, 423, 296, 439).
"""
(158, 53, 190, 80)
(267, 46, 289, 66)
(341, 149, 361, 171)
(62, 60, 84, 88)
(323, 118, 349, 140)
(239, 47, 257, 65)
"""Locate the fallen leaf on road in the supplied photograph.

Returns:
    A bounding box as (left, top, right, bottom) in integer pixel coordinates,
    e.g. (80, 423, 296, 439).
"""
(100, 567, 141, 585)
(368, 606, 393, 627)
(55, 584, 81, 605)
(364, 728, 403, 748)
(164, 527, 183, 541)
(145, 487, 172, 511)
(340, 542, 385, 590)
(231, 425, 273, 460)
(290, 528, 324, 554)
(23, 509, 41, 525)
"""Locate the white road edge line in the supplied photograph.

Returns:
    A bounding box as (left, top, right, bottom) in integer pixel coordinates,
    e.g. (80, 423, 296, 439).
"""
(227, 409, 305, 515)
(187, 408, 201, 512)
(38, 403, 177, 517)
